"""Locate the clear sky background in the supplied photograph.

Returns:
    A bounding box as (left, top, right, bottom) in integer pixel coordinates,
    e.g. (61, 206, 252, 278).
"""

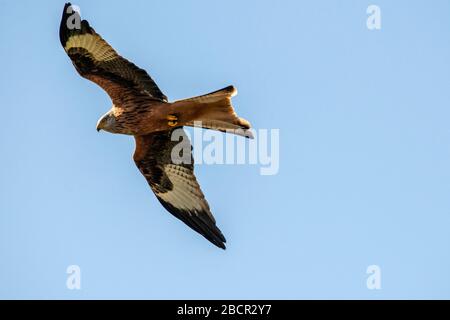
(1, 0, 449, 299)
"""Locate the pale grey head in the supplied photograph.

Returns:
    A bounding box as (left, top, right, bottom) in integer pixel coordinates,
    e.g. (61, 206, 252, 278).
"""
(96, 110, 118, 133)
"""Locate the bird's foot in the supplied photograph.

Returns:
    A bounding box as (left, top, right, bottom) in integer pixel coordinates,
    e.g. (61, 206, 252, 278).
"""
(167, 114, 178, 127)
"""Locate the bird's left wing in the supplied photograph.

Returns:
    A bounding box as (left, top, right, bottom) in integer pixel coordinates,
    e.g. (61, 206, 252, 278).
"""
(59, 3, 167, 105)
(133, 129, 227, 249)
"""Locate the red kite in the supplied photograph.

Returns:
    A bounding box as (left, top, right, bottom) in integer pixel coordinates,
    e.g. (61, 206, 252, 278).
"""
(60, 3, 252, 249)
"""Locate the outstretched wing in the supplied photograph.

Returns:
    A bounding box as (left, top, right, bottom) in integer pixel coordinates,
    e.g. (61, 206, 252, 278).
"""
(133, 129, 226, 249)
(59, 3, 167, 106)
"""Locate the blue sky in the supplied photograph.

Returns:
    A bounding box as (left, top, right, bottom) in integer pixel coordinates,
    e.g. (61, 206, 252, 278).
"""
(1, 0, 450, 299)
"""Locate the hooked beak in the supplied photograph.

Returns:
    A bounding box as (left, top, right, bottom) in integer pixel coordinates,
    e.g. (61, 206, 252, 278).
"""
(96, 121, 103, 132)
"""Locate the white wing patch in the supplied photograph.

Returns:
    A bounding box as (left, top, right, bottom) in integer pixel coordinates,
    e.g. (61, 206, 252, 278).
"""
(155, 164, 212, 216)
(65, 33, 117, 62)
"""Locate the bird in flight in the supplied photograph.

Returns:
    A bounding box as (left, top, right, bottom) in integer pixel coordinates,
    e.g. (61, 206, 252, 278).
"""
(59, 3, 252, 249)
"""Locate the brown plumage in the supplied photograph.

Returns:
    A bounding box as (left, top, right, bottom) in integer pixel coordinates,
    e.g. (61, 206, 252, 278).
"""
(60, 3, 253, 249)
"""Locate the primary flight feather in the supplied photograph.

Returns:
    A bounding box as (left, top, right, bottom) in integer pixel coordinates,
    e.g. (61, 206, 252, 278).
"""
(59, 3, 252, 249)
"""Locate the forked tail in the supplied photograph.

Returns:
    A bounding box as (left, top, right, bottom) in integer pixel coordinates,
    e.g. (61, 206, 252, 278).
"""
(169, 86, 253, 138)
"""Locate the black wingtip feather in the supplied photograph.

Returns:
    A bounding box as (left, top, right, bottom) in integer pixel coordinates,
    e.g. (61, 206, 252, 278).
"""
(60, 3, 93, 48)
(157, 198, 227, 250)
(60, 3, 74, 47)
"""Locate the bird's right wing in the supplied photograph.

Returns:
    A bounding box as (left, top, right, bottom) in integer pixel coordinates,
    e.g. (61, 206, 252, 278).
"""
(59, 3, 167, 107)
(133, 129, 226, 249)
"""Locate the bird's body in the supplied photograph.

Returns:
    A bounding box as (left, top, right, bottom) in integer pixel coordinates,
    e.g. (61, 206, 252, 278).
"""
(97, 85, 246, 136)
(60, 3, 252, 249)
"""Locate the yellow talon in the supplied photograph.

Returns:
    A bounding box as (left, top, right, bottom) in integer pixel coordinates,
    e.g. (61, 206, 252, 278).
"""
(167, 114, 178, 127)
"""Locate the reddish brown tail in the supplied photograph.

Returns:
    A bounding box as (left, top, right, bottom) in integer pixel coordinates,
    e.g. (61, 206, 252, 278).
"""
(169, 86, 253, 138)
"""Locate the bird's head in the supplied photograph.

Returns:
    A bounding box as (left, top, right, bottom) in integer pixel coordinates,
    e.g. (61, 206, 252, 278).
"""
(96, 111, 117, 133)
